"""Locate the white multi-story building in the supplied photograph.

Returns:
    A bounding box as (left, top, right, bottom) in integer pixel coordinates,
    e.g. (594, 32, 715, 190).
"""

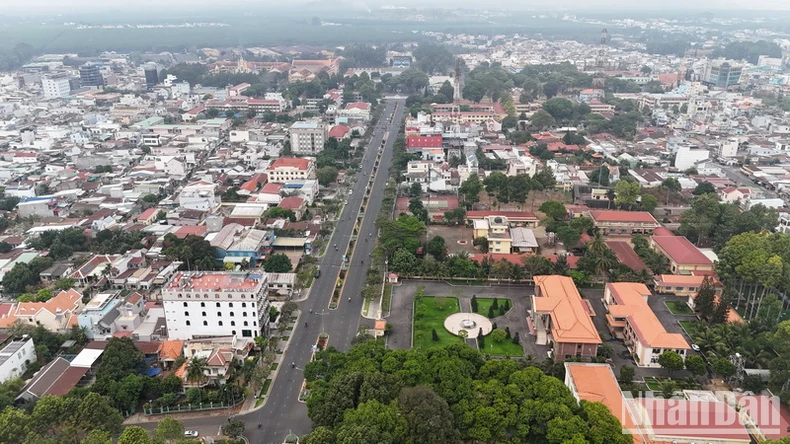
(0, 337, 36, 383)
(42, 73, 72, 99)
(178, 181, 220, 211)
(265, 157, 316, 183)
(289, 121, 327, 154)
(674, 145, 710, 171)
(163, 272, 270, 340)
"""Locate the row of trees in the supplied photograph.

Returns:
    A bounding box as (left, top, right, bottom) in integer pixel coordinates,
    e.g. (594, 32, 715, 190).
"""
(679, 193, 778, 249)
(302, 341, 631, 444)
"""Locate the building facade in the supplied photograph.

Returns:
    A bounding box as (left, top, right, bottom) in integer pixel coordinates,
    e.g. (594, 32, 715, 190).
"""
(703, 59, 743, 89)
(42, 73, 72, 98)
(0, 337, 36, 383)
(79, 63, 104, 87)
(289, 122, 327, 155)
(163, 272, 270, 340)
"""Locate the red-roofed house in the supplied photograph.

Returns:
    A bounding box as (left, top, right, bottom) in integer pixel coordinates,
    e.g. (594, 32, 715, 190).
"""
(650, 234, 714, 274)
(406, 135, 443, 151)
(238, 173, 267, 195)
(265, 157, 315, 183)
(136, 208, 159, 226)
(279, 197, 306, 219)
(328, 124, 351, 139)
(588, 210, 661, 235)
(720, 187, 753, 203)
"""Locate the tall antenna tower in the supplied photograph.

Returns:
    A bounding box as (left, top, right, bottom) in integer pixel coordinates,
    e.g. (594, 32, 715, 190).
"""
(453, 58, 463, 104)
(452, 58, 463, 120)
(591, 28, 609, 89)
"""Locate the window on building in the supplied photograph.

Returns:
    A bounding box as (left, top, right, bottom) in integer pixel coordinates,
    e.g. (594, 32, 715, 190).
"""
(200, 302, 205, 307)
(217, 312, 222, 317)
(204, 294, 208, 298)
(202, 312, 206, 316)
(243, 312, 247, 317)
(186, 320, 191, 326)
(218, 321, 223, 326)
(203, 321, 208, 326)
(231, 321, 235, 326)
(230, 312, 234, 317)
(216, 302, 221, 307)
(229, 302, 233, 307)
(242, 302, 247, 308)
(215, 294, 220, 298)
(232, 330, 237, 335)
(184, 311, 189, 316)
(183, 302, 188, 307)
(244, 321, 248, 326)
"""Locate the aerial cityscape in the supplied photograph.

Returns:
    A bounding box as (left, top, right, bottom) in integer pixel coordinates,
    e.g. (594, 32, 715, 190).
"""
(1, 1, 790, 443)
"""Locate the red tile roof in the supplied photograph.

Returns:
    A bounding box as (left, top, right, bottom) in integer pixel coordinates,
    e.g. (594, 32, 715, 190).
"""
(406, 135, 443, 149)
(651, 235, 712, 266)
(174, 226, 207, 239)
(589, 210, 659, 224)
(328, 124, 350, 138)
(279, 196, 305, 210)
(606, 241, 647, 271)
(260, 183, 284, 194)
(547, 255, 580, 268)
(268, 157, 312, 171)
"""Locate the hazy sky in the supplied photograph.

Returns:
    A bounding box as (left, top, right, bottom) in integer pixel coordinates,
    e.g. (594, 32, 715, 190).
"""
(0, 0, 787, 14)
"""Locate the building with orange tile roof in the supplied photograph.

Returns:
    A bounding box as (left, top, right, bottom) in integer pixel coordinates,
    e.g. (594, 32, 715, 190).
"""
(0, 289, 84, 332)
(588, 210, 661, 236)
(604, 283, 689, 367)
(564, 363, 649, 443)
(531, 275, 601, 359)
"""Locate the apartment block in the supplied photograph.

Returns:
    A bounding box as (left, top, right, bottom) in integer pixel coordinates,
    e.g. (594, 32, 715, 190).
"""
(289, 121, 327, 155)
(163, 272, 270, 340)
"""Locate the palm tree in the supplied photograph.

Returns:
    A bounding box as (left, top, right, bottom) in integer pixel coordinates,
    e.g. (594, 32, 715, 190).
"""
(186, 357, 208, 385)
(659, 380, 677, 399)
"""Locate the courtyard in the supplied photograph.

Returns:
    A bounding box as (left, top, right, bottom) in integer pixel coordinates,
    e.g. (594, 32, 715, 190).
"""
(387, 280, 546, 358)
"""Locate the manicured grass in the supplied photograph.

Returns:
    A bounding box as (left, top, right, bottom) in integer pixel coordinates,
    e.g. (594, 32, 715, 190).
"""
(644, 376, 702, 391)
(382, 283, 392, 313)
(413, 296, 463, 349)
(480, 338, 525, 357)
(474, 297, 512, 318)
(666, 301, 693, 315)
(679, 320, 702, 338)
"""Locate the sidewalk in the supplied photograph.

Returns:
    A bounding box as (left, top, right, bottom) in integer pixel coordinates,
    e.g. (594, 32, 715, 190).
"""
(238, 310, 300, 414)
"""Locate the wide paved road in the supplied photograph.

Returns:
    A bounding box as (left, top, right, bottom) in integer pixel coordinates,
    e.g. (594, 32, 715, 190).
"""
(239, 97, 406, 443)
(136, 100, 406, 442)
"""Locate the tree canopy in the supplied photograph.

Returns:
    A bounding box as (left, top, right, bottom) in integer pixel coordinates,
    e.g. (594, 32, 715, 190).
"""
(302, 341, 631, 444)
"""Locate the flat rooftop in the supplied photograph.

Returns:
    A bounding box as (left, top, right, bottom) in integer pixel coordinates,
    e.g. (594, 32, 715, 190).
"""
(166, 272, 264, 291)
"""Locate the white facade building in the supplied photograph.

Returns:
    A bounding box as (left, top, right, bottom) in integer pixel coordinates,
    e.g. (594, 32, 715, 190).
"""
(163, 272, 270, 340)
(0, 337, 36, 383)
(289, 121, 328, 155)
(719, 138, 739, 158)
(178, 181, 220, 211)
(41, 73, 72, 99)
(675, 145, 710, 171)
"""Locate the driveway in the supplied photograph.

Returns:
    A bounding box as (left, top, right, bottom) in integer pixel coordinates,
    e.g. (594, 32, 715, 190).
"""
(581, 288, 694, 379)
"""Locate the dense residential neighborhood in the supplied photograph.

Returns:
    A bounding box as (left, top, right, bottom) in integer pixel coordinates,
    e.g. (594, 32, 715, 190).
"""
(0, 3, 789, 444)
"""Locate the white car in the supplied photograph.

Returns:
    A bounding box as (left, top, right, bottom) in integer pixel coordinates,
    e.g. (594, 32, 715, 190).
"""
(184, 431, 199, 438)
(691, 344, 700, 352)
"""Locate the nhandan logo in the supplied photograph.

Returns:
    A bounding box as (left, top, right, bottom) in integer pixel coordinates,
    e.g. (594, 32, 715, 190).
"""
(620, 392, 783, 437)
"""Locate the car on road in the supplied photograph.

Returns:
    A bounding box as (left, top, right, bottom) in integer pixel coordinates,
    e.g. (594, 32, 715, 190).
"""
(184, 431, 199, 438)
(314, 268, 321, 278)
(691, 344, 700, 352)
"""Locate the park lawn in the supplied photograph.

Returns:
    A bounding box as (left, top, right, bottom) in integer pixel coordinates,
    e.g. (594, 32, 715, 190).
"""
(679, 320, 702, 338)
(413, 296, 463, 349)
(481, 338, 525, 357)
(474, 297, 513, 318)
(666, 301, 693, 315)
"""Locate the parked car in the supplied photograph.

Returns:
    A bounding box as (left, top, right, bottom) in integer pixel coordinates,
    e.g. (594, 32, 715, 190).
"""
(184, 431, 199, 438)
